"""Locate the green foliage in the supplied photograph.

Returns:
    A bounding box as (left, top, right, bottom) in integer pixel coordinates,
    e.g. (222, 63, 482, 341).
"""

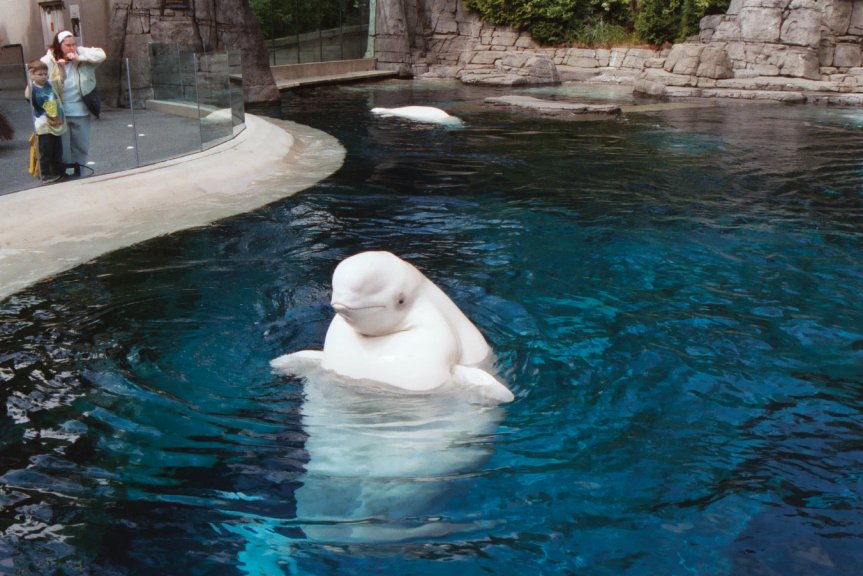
(248, 0, 733, 47)
(249, 0, 366, 39)
(678, 0, 701, 41)
(634, 0, 680, 45)
(574, 17, 637, 47)
(465, 0, 731, 46)
(464, 0, 633, 45)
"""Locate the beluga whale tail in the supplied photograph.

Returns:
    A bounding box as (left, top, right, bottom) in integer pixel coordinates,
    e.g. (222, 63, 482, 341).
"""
(370, 105, 464, 126)
(271, 251, 514, 404)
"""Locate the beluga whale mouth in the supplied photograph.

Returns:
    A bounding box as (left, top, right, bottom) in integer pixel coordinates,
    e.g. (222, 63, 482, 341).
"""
(331, 302, 385, 320)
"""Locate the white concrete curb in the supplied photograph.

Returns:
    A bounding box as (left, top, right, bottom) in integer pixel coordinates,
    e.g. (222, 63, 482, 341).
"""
(0, 115, 346, 301)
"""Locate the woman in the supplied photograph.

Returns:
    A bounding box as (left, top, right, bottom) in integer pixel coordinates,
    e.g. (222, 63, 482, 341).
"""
(40, 30, 105, 175)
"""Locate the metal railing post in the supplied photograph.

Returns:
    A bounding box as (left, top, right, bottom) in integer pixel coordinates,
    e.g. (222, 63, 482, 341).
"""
(124, 57, 140, 168)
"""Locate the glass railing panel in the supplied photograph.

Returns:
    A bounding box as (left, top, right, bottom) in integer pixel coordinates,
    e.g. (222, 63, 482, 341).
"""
(341, 1, 371, 60)
(264, 0, 370, 65)
(88, 58, 138, 177)
(0, 63, 35, 195)
(129, 52, 203, 166)
(196, 51, 234, 150)
(150, 43, 197, 102)
(229, 50, 246, 132)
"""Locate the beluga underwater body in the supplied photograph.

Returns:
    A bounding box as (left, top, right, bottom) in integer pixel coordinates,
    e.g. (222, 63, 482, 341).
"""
(370, 105, 464, 126)
(271, 250, 514, 404)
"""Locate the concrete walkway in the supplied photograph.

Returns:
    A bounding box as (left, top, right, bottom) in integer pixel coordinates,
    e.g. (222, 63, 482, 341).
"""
(0, 115, 346, 301)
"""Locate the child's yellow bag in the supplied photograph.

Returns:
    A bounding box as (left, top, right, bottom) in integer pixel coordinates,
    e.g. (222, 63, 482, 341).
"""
(28, 133, 40, 178)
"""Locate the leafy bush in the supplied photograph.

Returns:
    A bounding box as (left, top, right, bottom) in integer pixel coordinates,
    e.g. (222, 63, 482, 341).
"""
(635, 0, 730, 44)
(574, 18, 638, 47)
(464, 0, 634, 45)
(634, 0, 680, 45)
(248, 0, 732, 48)
(465, 0, 731, 46)
(249, 0, 364, 39)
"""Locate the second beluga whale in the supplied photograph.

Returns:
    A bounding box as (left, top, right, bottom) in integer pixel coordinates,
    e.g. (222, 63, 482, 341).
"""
(370, 105, 463, 126)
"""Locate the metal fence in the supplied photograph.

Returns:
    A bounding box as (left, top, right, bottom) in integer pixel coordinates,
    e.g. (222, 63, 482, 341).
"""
(0, 47, 244, 196)
(259, 0, 371, 65)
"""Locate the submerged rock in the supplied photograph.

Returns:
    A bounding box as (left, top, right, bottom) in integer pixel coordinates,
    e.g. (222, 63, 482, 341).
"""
(484, 95, 621, 117)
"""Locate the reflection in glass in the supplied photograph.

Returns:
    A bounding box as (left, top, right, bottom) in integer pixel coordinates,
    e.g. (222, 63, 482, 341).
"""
(197, 51, 234, 150)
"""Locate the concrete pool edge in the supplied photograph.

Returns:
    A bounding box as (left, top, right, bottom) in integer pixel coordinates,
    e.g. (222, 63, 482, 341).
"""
(0, 115, 346, 301)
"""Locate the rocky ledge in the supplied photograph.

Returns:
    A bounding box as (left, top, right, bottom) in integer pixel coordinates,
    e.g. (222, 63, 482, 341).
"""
(485, 95, 622, 117)
(392, 0, 863, 106)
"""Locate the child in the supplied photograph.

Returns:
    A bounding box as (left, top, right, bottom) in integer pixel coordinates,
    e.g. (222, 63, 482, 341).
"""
(28, 59, 66, 182)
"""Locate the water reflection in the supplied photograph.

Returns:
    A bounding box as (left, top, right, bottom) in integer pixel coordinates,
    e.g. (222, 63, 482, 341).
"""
(221, 372, 503, 572)
(1, 81, 862, 574)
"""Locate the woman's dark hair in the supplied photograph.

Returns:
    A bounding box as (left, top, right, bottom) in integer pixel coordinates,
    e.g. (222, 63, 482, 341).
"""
(49, 32, 72, 61)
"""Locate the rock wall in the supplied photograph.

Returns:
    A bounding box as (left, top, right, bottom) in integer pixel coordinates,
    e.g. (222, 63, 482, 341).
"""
(634, 0, 863, 103)
(372, 0, 863, 103)
(371, 0, 661, 86)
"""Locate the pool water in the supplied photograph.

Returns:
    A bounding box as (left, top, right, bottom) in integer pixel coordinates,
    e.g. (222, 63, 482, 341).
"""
(1, 80, 863, 575)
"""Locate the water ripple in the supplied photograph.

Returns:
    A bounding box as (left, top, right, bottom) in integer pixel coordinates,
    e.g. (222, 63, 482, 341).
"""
(1, 87, 863, 574)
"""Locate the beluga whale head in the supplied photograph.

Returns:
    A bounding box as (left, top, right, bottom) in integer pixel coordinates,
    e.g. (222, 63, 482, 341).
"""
(330, 251, 423, 337)
(271, 250, 514, 403)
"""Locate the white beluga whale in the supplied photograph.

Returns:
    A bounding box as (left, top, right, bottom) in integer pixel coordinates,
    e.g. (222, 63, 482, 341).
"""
(370, 105, 463, 126)
(271, 250, 514, 404)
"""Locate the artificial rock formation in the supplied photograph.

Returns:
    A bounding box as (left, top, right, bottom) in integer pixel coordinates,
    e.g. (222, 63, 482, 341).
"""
(372, 0, 863, 104)
(634, 0, 863, 103)
(371, 0, 663, 86)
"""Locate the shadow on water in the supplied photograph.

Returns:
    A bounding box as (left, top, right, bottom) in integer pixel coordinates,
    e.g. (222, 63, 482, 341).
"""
(0, 79, 862, 574)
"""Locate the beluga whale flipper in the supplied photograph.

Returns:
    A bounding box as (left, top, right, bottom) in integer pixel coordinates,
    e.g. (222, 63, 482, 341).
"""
(271, 250, 514, 404)
(370, 105, 463, 126)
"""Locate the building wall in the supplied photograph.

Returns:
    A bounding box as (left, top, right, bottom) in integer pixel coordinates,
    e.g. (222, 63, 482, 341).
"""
(1, 0, 111, 61)
(3, 1, 277, 105)
(1, 1, 43, 60)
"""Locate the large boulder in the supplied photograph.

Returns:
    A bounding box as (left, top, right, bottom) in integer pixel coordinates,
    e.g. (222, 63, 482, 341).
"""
(664, 44, 703, 75)
(739, 8, 783, 43)
(696, 46, 733, 79)
(780, 8, 823, 47)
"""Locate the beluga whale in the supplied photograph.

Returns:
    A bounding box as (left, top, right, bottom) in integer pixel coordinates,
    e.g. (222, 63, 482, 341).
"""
(370, 105, 463, 126)
(271, 250, 514, 404)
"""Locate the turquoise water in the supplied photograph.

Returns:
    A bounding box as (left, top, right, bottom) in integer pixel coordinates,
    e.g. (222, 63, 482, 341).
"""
(1, 80, 863, 574)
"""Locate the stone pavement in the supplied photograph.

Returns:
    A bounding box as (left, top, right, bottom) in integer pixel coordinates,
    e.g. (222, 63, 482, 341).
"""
(0, 109, 346, 301)
(1, 90, 217, 196)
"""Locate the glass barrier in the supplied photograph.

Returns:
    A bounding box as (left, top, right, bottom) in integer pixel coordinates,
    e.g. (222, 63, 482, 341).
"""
(90, 58, 138, 176)
(229, 50, 246, 131)
(264, 0, 371, 65)
(0, 48, 245, 197)
(1, 62, 37, 195)
(132, 50, 203, 167)
(150, 43, 198, 102)
(197, 51, 234, 150)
